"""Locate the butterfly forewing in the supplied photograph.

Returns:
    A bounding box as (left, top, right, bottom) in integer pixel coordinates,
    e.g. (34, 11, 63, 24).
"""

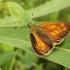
(39, 22, 70, 44)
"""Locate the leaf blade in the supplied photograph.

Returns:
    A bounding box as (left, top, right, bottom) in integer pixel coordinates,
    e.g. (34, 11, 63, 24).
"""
(27, 0, 70, 18)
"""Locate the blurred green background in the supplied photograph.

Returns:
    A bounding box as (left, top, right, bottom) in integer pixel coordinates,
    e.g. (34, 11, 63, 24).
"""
(0, 0, 70, 70)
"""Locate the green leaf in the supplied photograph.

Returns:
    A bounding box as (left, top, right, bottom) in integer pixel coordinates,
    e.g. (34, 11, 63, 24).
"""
(21, 52, 37, 69)
(34, 64, 43, 70)
(68, 14, 70, 22)
(0, 0, 70, 27)
(28, 0, 70, 18)
(0, 16, 22, 27)
(1, 43, 14, 51)
(7, 2, 32, 26)
(0, 67, 2, 70)
(0, 51, 14, 65)
(0, 0, 2, 3)
(0, 27, 70, 68)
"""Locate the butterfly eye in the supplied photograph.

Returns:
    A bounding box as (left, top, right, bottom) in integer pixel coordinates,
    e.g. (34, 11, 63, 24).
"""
(27, 23, 33, 29)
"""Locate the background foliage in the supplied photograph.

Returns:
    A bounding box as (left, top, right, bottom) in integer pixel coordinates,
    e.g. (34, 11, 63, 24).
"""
(0, 0, 70, 70)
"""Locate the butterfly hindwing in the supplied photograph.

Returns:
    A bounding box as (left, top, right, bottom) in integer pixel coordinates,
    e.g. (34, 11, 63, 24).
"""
(30, 31, 53, 55)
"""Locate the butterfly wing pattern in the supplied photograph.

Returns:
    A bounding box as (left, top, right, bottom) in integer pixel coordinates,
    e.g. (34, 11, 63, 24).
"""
(40, 22, 70, 44)
(28, 22, 70, 55)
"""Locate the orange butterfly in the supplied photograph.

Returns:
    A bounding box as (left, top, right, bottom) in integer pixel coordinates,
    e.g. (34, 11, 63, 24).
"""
(27, 22, 70, 55)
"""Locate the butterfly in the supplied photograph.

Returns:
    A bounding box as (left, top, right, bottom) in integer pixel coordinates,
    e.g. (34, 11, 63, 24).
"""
(27, 22, 70, 55)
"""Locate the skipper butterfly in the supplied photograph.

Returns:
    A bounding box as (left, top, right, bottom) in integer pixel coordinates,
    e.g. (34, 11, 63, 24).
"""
(27, 22, 70, 55)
